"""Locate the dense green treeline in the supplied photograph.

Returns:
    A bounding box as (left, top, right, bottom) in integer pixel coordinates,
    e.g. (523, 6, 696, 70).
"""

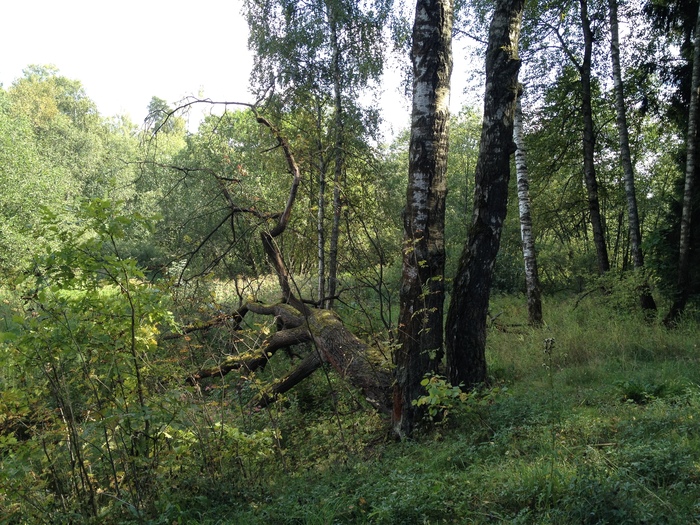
(1, 0, 700, 516)
(0, 61, 696, 301)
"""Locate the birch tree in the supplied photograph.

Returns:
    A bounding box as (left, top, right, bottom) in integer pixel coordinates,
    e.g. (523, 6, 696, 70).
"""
(245, 0, 388, 306)
(393, 0, 453, 438)
(513, 90, 543, 326)
(608, 0, 656, 312)
(445, 0, 524, 389)
(579, 0, 610, 274)
(665, 0, 700, 325)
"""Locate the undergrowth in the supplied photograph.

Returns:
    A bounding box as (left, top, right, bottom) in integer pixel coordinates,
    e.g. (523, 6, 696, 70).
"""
(209, 294, 700, 525)
(2, 270, 700, 523)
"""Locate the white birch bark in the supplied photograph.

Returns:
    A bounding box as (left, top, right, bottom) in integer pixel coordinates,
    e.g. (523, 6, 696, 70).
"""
(394, 0, 453, 438)
(608, 0, 656, 311)
(514, 91, 543, 326)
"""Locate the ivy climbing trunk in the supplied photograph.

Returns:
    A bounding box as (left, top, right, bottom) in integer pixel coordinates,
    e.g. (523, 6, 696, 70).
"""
(393, 0, 453, 438)
(513, 90, 543, 326)
(445, 0, 524, 389)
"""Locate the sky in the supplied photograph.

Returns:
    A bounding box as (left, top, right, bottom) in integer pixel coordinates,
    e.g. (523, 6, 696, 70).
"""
(2, 0, 254, 125)
(1, 0, 477, 135)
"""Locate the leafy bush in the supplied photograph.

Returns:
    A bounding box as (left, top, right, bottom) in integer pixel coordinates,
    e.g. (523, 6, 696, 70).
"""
(616, 378, 688, 404)
(412, 373, 506, 425)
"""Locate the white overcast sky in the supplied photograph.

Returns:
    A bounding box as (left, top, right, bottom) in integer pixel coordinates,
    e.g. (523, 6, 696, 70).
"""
(1, 0, 477, 135)
(1, 0, 254, 125)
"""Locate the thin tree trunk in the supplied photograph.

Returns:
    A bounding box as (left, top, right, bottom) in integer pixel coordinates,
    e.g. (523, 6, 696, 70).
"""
(580, 0, 610, 274)
(327, 15, 343, 310)
(393, 0, 453, 438)
(445, 0, 524, 389)
(608, 0, 656, 312)
(665, 0, 700, 325)
(317, 133, 327, 306)
(513, 90, 543, 326)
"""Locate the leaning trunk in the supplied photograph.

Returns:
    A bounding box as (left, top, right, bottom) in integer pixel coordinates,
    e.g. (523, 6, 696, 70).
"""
(580, 0, 610, 274)
(393, 0, 453, 438)
(513, 90, 543, 326)
(608, 0, 656, 312)
(445, 0, 524, 389)
(188, 111, 392, 414)
(665, 0, 700, 325)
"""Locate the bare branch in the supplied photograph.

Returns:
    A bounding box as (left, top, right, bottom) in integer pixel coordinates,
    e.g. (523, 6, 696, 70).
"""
(252, 112, 302, 238)
(163, 305, 250, 340)
(454, 27, 488, 45)
(187, 325, 313, 384)
(541, 19, 582, 72)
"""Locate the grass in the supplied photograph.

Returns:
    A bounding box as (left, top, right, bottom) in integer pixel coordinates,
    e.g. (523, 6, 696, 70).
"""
(153, 294, 700, 524)
(3, 292, 700, 524)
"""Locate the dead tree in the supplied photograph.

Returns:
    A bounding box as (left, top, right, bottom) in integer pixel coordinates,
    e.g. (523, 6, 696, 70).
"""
(182, 107, 392, 414)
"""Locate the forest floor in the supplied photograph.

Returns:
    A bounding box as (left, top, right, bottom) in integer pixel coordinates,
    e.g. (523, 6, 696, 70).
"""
(172, 294, 700, 524)
(3, 291, 699, 524)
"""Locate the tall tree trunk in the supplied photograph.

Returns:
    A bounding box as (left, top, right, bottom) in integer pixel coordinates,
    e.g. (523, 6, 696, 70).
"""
(608, 0, 656, 312)
(665, 0, 700, 325)
(580, 0, 610, 274)
(316, 132, 327, 306)
(513, 89, 543, 326)
(327, 162, 342, 309)
(393, 0, 453, 438)
(445, 0, 524, 389)
(326, 15, 343, 310)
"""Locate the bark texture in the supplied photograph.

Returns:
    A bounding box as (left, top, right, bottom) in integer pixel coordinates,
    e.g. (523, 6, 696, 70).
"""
(580, 0, 610, 274)
(393, 0, 453, 438)
(665, 0, 700, 325)
(445, 0, 524, 389)
(187, 302, 391, 412)
(608, 0, 656, 312)
(513, 90, 543, 326)
(317, 131, 327, 305)
(327, 14, 344, 310)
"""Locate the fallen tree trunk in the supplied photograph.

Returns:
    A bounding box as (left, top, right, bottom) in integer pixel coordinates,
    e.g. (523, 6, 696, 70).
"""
(183, 108, 391, 418)
(187, 301, 392, 414)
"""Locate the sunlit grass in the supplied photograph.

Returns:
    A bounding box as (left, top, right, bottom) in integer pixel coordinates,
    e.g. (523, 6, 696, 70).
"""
(3, 286, 700, 524)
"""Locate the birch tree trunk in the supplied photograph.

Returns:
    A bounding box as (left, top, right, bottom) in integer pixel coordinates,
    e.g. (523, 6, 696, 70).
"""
(580, 0, 610, 274)
(513, 90, 543, 326)
(445, 0, 524, 389)
(665, 0, 700, 325)
(608, 0, 656, 312)
(393, 0, 453, 438)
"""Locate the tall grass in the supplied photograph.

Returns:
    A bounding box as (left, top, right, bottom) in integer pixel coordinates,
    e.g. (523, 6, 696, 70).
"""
(229, 294, 700, 524)
(3, 288, 700, 524)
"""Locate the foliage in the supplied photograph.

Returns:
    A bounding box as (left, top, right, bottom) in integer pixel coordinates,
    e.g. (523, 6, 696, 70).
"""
(3, 9, 700, 515)
(412, 373, 467, 420)
(412, 373, 506, 425)
(0, 200, 281, 523)
(0, 67, 142, 274)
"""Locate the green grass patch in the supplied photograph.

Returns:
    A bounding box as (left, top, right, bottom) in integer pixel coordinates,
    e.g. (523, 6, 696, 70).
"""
(3, 293, 700, 524)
